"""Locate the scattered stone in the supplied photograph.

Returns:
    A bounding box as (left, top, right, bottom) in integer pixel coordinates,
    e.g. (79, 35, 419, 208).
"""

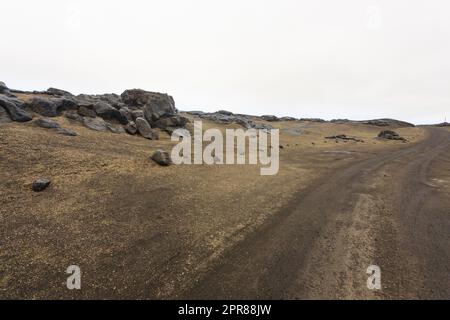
(34, 118, 60, 129)
(325, 134, 364, 142)
(32, 178, 51, 192)
(83, 116, 108, 131)
(135, 117, 159, 139)
(151, 150, 171, 166)
(57, 127, 78, 136)
(377, 130, 407, 141)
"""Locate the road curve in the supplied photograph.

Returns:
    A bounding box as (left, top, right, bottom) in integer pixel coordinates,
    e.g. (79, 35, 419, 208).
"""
(179, 127, 450, 299)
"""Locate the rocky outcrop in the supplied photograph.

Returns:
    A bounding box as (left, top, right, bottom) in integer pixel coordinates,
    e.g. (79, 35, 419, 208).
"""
(0, 95, 32, 122)
(25, 96, 77, 117)
(363, 119, 414, 128)
(300, 118, 326, 123)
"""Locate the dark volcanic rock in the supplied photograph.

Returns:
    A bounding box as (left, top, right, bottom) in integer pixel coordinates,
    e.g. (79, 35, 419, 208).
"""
(26, 97, 77, 117)
(106, 123, 126, 134)
(32, 178, 51, 192)
(377, 130, 407, 141)
(364, 119, 414, 128)
(78, 106, 96, 118)
(94, 101, 127, 124)
(34, 118, 60, 129)
(151, 150, 171, 166)
(279, 116, 297, 121)
(83, 116, 108, 131)
(65, 111, 83, 122)
(135, 117, 159, 140)
(261, 115, 279, 122)
(0, 95, 32, 122)
(325, 134, 363, 142)
(153, 115, 189, 129)
(119, 107, 133, 123)
(46, 87, 74, 97)
(131, 110, 144, 121)
(57, 127, 78, 136)
(217, 110, 233, 116)
(121, 89, 176, 109)
(300, 118, 326, 123)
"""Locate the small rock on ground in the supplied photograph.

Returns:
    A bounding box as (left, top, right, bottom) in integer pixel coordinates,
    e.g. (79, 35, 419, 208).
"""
(32, 178, 51, 192)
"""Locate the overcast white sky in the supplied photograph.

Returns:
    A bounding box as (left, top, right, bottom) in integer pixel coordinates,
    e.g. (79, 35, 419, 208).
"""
(1, 0, 449, 124)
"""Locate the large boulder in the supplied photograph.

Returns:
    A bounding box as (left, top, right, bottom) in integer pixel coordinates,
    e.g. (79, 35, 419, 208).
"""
(121, 89, 177, 123)
(135, 117, 159, 140)
(0, 95, 32, 122)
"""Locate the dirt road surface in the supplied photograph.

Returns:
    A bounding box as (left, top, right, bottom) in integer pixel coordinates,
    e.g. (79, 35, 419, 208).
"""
(180, 127, 450, 299)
